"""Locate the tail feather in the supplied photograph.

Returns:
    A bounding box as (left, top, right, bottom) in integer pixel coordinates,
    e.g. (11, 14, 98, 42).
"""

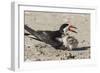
(24, 25, 35, 35)
(24, 25, 41, 40)
(24, 33, 31, 36)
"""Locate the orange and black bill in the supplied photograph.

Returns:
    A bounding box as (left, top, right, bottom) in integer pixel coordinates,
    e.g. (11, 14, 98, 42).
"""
(68, 25, 77, 33)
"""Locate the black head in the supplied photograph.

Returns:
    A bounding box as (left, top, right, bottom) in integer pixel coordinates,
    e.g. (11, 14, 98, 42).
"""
(59, 23, 69, 33)
(59, 23, 77, 34)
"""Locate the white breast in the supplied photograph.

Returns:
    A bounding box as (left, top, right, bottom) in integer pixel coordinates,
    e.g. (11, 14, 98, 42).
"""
(56, 38, 63, 42)
(62, 36, 68, 47)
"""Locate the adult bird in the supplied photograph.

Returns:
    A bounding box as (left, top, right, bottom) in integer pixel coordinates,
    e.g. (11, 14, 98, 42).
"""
(24, 23, 77, 49)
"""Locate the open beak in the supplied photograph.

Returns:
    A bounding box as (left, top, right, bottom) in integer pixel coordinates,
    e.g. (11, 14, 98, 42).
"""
(68, 25, 77, 33)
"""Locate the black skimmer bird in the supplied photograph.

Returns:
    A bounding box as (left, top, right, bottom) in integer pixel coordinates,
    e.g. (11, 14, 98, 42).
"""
(24, 23, 77, 49)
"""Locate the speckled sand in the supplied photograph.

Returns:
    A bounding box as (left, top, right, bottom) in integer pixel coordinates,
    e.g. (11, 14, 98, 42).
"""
(24, 11, 90, 61)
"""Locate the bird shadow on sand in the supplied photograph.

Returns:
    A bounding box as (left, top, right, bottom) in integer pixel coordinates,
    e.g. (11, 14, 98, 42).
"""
(72, 46, 90, 51)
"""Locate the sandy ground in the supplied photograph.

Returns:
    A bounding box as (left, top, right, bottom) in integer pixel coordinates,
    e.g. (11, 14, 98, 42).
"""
(24, 11, 90, 61)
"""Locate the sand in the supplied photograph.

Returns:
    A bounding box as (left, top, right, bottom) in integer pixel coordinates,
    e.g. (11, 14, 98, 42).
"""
(24, 11, 90, 61)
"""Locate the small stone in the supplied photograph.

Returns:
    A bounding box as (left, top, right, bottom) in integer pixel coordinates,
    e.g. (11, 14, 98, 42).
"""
(35, 59, 41, 61)
(27, 46, 30, 48)
(67, 53, 76, 59)
(60, 57, 65, 60)
(56, 54, 60, 57)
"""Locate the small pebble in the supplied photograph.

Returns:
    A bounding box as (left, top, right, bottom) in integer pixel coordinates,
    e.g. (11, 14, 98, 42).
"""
(67, 53, 76, 59)
(35, 59, 41, 61)
(27, 46, 30, 48)
(81, 40, 85, 44)
(60, 57, 65, 60)
(56, 54, 60, 57)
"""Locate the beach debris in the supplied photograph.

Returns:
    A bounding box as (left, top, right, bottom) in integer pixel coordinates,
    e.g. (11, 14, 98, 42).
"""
(35, 59, 41, 61)
(60, 57, 65, 60)
(27, 46, 30, 48)
(67, 53, 76, 59)
(56, 54, 60, 57)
